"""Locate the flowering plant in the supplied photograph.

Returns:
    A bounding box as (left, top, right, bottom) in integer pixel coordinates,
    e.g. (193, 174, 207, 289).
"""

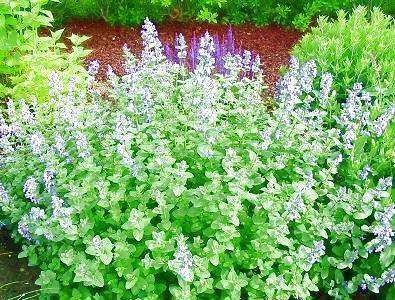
(293, 7, 395, 103)
(0, 19, 393, 299)
(163, 27, 259, 78)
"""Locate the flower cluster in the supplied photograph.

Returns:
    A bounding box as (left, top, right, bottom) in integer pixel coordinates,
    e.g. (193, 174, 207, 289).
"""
(0, 183, 10, 206)
(366, 205, 394, 253)
(359, 268, 395, 293)
(51, 195, 73, 230)
(163, 27, 261, 77)
(23, 177, 39, 204)
(297, 240, 326, 269)
(168, 236, 194, 282)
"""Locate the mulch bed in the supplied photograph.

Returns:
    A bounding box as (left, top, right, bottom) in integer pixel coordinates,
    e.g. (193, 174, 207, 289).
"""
(0, 230, 40, 299)
(65, 20, 302, 94)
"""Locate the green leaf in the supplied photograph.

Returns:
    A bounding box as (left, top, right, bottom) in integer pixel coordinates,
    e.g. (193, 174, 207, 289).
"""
(74, 259, 104, 288)
(125, 269, 140, 290)
(354, 207, 372, 219)
(173, 185, 186, 197)
(68, 34, 90, 46)
(85, 236, 114, 265)
(380, 244, 395, 268)
(35, 270, 60, 294)
(51, 28, 64, 41)
(60, 249, 75, 266)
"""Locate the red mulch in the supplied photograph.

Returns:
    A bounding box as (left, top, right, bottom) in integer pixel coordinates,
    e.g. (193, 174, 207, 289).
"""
(65, 20, 302, 94)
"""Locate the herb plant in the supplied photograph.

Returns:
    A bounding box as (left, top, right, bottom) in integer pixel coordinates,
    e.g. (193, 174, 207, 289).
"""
(0, 0, 89, 103)
(0, 19, 394, 299)
(293, 7, 395, 104)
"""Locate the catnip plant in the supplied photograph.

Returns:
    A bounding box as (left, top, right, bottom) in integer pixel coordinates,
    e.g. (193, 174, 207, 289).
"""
(0, 19, 393, 299)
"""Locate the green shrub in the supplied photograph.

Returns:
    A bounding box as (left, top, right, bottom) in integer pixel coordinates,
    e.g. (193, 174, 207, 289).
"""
(0, 20, 394, 299)
(0, 0, 53, 96)
(293, 7, 395, 105)
(48, 0, 174, 26)
(45, 0, 100, 26)
(46, 0, 395, 29)
(0, 0, 90, 103)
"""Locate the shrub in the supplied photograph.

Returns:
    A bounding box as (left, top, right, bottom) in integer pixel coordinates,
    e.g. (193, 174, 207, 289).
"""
(0, 0, 53, 96)
(48, 0, 174, 26)
(46, 0, 101, 25)
(293, 6, 395, 105)
(0, 19, 394, 299)
(0, 0, 89, 103)
(47, 1, 395, 30)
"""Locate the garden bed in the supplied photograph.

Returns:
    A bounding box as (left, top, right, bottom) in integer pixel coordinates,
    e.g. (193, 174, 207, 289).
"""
(0, 230, 40, 299)
(1, 5, 394, 299)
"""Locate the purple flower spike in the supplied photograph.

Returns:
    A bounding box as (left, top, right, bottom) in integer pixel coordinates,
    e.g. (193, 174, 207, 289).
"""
(249, 51, 255, 79)
(164, 43, 173, 62)
(173, 34, 180, 64)
(221, 39, 227, 55)
(237, 45, 242, 56)
(213, 34, 222, 71)
(169, 27, 255, 78)
(189, 34, 198, 71)
(226, 27, 235, 54)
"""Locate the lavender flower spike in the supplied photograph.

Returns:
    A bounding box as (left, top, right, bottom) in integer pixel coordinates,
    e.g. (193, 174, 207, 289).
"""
(88, 60, 100, 76)
(18, 217, 31, 240)
(175, 33, 187, 65)
(29, 132, 45, 156)
(43, 167, 56, 195)
(168, 236, 194, 282)
(141, 18, 165, 65)
(189, 34, 198, 71)
(23, 177, 40, 204)
(226, 26, 235, 54)
(0, 183, 10, 205)
(164, 43, 173, 62)
(29, 207, 45, 221)
(320, 72, 333, 100)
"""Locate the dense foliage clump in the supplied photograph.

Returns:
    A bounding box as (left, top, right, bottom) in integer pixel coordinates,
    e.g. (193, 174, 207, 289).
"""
(0, 19, 394, 299)
(293, 7, 395, 104)
(47, 0, 395, 30)
(0, 0, 88, 102)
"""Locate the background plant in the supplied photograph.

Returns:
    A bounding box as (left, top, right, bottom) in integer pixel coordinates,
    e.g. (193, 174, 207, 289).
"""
(163, 27, 260, 77)
(0, 20, 393, 299)
(0, 0, 52, 96)
(0, 0, 89, 103)
(46, 0, 395, 30)
(293, 6, 395, 107)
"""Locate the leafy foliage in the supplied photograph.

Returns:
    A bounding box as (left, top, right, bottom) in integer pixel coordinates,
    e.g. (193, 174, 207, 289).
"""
(0, 19, 394, 299)
(47, 0, 395, 29)
(293, 6, 395, 105)
(0, 0, 89, 102)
